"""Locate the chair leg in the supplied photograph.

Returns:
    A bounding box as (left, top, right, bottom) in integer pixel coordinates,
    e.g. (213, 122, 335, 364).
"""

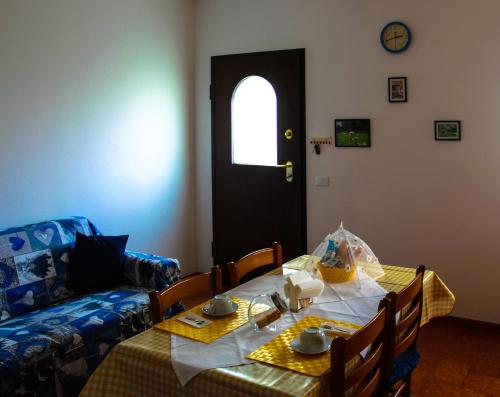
(402, 375, 411, 396)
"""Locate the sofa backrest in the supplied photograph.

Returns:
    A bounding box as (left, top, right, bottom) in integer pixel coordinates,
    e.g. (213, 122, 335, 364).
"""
(0, 216, 95, 323)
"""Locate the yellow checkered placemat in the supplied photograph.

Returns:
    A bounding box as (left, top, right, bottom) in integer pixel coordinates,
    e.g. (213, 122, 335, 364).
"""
(155, 296, 255, 344)
(247, 316, 361, 377)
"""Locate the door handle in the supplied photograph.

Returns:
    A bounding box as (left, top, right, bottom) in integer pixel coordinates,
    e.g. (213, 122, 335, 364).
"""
(276, 161, 293, 182)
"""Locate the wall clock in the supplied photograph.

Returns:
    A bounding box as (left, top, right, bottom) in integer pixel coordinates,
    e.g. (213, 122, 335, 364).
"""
(380, 21, 412, 53)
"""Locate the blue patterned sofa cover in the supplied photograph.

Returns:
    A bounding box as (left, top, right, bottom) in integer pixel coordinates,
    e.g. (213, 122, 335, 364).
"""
(0, 217, 181, 397)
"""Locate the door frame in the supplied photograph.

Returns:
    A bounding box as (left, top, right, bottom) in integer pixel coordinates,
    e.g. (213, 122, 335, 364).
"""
(210, 48, 307, 262)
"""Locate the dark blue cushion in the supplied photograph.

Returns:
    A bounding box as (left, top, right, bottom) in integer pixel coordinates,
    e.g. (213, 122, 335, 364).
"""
(387, 347, 421, 386)
(68, 233, 128, 293)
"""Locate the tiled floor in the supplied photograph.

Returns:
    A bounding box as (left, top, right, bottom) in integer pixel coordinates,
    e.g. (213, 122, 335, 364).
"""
(413, 317, 500, 397)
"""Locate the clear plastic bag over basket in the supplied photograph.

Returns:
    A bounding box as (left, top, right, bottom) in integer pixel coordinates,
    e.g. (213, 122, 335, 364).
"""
(311, 222, 384, 285)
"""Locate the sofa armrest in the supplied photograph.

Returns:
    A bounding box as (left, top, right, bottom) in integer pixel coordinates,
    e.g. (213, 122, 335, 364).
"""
(123, 250, 181, 291)
(123, 251, 184, 318)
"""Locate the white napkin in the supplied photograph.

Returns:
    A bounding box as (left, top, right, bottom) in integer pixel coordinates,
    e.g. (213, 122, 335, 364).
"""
(171, 333, 251, 386)
(328, 270, 387, 301)
(293, 301, 364, 325)
(229, 275, 285, 299)
(296, 279, 324, 299)
(288, 270, 312, 286)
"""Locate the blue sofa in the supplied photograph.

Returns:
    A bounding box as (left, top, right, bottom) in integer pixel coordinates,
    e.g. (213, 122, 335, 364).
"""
(0, 216, 181, 397)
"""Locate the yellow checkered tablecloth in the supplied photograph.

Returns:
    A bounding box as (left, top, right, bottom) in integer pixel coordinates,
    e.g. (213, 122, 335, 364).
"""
(80, 264, 455, 397)
(374, 264, 455, 325)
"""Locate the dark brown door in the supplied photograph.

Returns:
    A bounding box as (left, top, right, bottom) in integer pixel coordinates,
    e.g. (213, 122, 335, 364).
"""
(211, 49, 306, 275)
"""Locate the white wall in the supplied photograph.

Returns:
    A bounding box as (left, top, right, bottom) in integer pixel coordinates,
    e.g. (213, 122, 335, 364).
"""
(0, 0, 197, 274)
(195, 0, 500, 323)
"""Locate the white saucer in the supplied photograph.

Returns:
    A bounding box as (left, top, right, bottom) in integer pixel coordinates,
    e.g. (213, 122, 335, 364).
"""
(290, 336, 332, 355)
(201, 302, 239, 317)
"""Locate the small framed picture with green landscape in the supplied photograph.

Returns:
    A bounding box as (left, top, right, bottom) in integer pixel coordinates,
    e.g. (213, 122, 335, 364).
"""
(435, 121, 461, 141)
(335, 119, 371, 148)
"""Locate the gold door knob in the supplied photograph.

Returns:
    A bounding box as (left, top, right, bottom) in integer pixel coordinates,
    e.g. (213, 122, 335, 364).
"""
(276, 161, 293, 182)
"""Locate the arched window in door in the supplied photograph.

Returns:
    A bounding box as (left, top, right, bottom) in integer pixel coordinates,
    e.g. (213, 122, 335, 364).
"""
(231, 75, 277, 166)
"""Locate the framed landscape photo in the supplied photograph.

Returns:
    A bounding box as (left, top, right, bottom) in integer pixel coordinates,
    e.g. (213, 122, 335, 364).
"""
(435, 120, 461, 141)
(388, 77, 407, 103)
(334, 119, 371, 148)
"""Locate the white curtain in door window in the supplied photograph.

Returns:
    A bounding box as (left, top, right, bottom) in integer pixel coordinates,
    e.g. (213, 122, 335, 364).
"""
(231, 76, 277, 166)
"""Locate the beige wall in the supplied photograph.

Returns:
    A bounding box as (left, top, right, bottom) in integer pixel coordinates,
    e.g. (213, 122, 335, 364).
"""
(0, 0, 197, 274)
(1, 0, 498, 321)
(194, 0, 500, 322)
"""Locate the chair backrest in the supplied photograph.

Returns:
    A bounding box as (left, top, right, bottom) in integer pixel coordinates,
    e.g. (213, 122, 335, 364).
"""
(228, 242, 282, 287)
(149, 266, 222, 324)
(385, 265, 425, 370)
(331, 297, 392, 397)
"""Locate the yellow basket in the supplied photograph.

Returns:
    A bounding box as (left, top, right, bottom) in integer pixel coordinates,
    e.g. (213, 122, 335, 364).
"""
(318, 263, 356, 283)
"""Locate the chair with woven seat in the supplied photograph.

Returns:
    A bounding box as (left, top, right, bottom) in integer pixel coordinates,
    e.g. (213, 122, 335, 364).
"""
(228, 242, 282, 287)
(149, 266, 223, 324)
(383, 265, 426, 397)
(331, 297, 392, 397)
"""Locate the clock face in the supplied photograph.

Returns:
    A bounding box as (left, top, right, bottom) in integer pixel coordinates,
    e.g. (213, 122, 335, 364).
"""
(381, 22, 411, 53)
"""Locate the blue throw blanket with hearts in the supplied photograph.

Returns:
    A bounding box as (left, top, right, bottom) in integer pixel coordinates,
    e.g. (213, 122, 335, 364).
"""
(0, 217, 181, 397)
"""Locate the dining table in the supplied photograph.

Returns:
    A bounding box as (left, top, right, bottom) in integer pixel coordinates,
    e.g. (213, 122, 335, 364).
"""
(79, 259, 455, 397)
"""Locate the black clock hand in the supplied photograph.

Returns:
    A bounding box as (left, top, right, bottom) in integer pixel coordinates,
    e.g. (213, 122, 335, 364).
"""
(386, 35, 403, 42)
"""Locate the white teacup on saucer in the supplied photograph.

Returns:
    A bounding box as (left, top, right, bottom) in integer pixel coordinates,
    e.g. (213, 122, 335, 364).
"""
(202, 295, 237, 316)
(290, 326, 331, 355)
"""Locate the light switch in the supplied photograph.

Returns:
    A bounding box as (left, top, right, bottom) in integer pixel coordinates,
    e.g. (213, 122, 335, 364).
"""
(315, 176, 330, 187)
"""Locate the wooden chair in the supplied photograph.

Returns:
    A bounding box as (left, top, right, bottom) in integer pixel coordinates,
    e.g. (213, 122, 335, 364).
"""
(383, 265, 426, 397)
(331, 297, 392, 397)
(149, 266, 223, 324)
(228, 242, 282, 287)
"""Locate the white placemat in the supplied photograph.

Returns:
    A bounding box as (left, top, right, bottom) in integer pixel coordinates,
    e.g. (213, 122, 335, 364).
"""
(327, 269, 387, 301)
(229, 275, 286, 299)
(171, 331, 250, 386)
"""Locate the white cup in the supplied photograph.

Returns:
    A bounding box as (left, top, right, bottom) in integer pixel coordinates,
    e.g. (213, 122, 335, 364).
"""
(208, 295, 233, 314)
(299, 327, 327, 351)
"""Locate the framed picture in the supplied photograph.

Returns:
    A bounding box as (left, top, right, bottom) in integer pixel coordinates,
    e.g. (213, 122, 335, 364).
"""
(334, 119, 371, 148)
(435, 120, 461, 141)
(388, 77, 407, 103)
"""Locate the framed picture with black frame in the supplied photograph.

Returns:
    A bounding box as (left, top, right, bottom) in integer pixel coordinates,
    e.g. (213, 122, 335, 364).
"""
(334, 119, 371, 148)
(435, 120, 461, 141)
(388, 77, 407, 103)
